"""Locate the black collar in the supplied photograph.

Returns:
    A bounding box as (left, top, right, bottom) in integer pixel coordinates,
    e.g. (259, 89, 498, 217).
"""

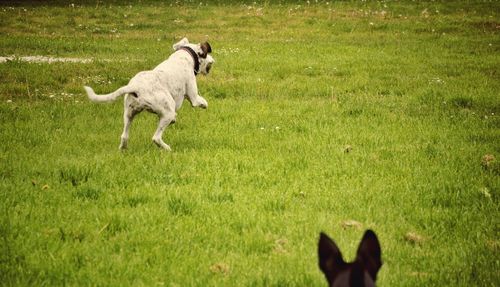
(180, 46, 200, 76)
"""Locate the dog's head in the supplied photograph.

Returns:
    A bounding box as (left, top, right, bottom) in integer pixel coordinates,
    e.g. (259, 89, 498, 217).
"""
(173, 37, 215, 75)
(318, 230, 382, 287)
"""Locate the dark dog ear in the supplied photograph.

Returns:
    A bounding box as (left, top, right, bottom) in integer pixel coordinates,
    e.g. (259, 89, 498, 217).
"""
(318, 232, 345, 280)
(199, 42, 212, 58)
(356, 230, 382, 281)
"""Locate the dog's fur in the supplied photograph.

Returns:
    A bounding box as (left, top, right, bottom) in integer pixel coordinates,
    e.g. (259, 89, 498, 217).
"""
(84, 38, 214, 151)
(318, 230, 382, 287)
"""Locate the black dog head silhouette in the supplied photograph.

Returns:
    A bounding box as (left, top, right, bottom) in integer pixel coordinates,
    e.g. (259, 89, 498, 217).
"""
(318, 230, 382, 287)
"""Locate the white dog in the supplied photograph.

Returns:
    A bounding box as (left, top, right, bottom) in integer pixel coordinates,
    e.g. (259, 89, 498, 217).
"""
(84, 38, 214, 151)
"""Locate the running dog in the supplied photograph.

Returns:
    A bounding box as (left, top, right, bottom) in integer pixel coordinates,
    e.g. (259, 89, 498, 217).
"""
(84, 38, 214, 151)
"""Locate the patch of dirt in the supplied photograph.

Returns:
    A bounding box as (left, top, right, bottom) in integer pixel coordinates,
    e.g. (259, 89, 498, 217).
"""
(0, 55, 92, 64)
(470, 21, 500, 32)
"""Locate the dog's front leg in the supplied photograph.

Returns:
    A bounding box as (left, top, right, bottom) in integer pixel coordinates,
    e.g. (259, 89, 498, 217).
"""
(186, 81, 208, 109)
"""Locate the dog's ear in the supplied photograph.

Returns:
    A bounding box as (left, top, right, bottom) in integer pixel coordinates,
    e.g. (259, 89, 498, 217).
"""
(173, 37, 189, 51)
(199, 42, 212, 58)
(356, 230, 382, 281)
(318, 232, 345, 282)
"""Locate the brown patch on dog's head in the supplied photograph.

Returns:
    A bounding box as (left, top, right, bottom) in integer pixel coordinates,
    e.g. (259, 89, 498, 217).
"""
(199, 42, 212, 58)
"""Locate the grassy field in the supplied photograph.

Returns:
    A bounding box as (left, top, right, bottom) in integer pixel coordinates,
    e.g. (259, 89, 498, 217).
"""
(0, 1, 499, 286)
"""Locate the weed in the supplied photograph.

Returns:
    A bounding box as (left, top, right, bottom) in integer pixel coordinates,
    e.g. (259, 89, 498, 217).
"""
(74, 186, 101, 201)
(59, 167, 93, 187)
(167, 197, 195, 216)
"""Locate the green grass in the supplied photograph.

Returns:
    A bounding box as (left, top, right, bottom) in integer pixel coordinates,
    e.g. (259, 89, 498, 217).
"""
(1, 1, 499, 286)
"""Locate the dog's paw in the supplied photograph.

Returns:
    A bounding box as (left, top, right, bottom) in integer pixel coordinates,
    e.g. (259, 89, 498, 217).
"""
(197, 97, 208, 109)
(152, 138, 172, 151)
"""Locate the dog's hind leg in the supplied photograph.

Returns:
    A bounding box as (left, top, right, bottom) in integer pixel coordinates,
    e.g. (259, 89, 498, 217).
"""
(119, 109, 137, 150)
(119, 94, 141, 150)
(152, 112, 176, 151)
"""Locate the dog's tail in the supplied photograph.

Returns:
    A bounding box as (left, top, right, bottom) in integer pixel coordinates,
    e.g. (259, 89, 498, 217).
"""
(84, 85, 132, 103)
